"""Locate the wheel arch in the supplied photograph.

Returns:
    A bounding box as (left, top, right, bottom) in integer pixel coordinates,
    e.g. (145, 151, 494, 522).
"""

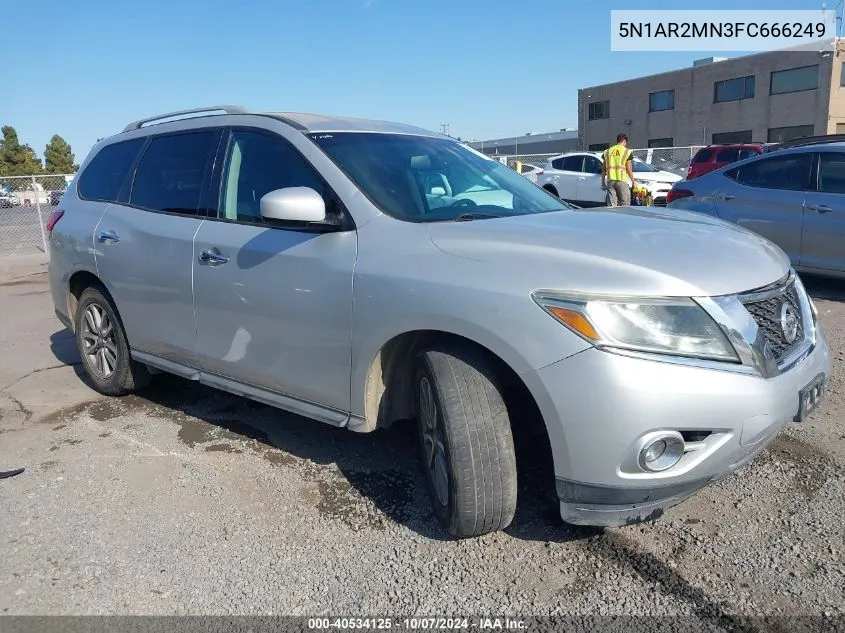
(542, 184, 559, 197)
(66, 270, 108, 330)
(357, 328, 546, 436)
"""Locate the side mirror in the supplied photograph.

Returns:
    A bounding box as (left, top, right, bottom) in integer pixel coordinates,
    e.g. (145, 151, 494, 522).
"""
(260, 187, 326, 223)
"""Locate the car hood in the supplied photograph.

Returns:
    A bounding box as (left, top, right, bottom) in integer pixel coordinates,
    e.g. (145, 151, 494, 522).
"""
(635, 170, 682, 183)
(426, 207, 790, 297)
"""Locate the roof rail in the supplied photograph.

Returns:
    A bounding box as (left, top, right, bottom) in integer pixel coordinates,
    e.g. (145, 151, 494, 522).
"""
(122, 105, 249, 132)
(768, 134, 845, 151)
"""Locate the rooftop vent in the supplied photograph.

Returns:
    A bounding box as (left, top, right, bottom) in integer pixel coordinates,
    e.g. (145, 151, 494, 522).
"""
(693, 56, 728, 67)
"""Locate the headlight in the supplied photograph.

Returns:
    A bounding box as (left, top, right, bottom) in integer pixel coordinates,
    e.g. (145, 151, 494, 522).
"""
(532, 292, 740, 362)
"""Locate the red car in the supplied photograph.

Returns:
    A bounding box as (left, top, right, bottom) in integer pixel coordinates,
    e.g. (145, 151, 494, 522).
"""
(686, 144, 765, 180)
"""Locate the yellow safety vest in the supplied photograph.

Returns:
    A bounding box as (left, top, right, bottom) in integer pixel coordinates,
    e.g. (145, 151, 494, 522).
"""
(603, 144, 632, 182)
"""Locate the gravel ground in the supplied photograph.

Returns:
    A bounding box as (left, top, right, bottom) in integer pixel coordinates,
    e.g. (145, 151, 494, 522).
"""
(0, 259, 843, 628)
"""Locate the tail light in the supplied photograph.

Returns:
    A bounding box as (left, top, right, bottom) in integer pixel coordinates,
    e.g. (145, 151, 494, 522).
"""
(46, 210, 64, 234)
(665, 188, 694, 205)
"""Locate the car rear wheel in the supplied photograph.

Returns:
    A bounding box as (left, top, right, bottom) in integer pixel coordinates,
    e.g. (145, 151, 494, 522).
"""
(543, 185, 559, 197)
(415, 342, 517, 538)
(75, 286, 150, 396)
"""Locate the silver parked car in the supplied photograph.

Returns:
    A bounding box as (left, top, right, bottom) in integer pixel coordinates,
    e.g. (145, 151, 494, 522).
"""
(667, 141, 845, 278)
(49, 106, 831, 538)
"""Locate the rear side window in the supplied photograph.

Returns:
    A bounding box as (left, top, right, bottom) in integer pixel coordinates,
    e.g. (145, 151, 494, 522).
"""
(727, 153, 813, 191)
(693, 149, 714, 163)
(716, 149, 740, 163)
(818, 153, 845, 194)
(77, 139, 144, 202)
(130, 132, 216, 215)
(561, 156, 583, 172)
(739, 149, 760, 160)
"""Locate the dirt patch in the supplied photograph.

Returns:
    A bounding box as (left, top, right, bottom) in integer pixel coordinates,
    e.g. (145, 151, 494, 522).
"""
(767, 434, 832, 496)
(41, 461, 59, 470)
(87, 400, 125, 422)
(316, 470, 414, 531)
(264, 451, 297, 466)
(204, 443, 243, 454)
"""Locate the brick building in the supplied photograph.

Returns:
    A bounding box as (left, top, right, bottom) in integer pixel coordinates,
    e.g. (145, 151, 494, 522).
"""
(579, 39, 845, 150)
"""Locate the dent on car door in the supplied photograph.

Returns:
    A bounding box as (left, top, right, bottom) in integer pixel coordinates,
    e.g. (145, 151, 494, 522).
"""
(715, 153, 812, 265)
(192, 128, 356, 413)
(94, 129, 221, 365)
(800, 152, 845, 273)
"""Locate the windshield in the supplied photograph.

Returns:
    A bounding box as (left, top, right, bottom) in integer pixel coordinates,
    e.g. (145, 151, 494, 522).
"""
(632, 159, 660, 173)
(310, 132, 572, 222)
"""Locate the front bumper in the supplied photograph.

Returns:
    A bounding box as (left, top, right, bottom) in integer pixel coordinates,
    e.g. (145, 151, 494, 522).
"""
(521, 328, 831, 527)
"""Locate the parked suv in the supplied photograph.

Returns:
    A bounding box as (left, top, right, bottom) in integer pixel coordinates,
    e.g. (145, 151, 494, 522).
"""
(687, 144, 765, 179)
(49, 106, 830, 538)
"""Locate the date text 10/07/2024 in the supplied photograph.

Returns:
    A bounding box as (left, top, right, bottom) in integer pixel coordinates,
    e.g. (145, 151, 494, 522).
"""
(307, 618, 528, 630)
(618, 22, 826, 39)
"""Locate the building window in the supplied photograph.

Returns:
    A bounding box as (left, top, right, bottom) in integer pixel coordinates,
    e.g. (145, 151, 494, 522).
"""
(714, 75, 755, 102)
(836, 123, 845, 134)
(588, 143, 610, 151)
(841, 63, 845, 86)
(588, 101, 609, 120)
(647, 138, 674, 148)
(648, 90, 674, 112)
(712, 130, 753, 144)
(770, 65, 818, 95)
(767, 125, 814, 143)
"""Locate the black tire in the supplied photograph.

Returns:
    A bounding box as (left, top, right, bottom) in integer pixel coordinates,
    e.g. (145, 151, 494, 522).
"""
(415, 342, 517, 538)
(75, 285, 150, 396)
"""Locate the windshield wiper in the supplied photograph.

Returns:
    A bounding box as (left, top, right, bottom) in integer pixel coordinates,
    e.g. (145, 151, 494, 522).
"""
(454, 212, 503, 222)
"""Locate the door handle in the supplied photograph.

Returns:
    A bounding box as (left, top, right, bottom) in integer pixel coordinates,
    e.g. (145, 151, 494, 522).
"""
(199, 249, 230, 265)
(96, 230, 120, 243)
(806, 203, 833, 214)
(578, 176, 586, 181)
(715, 193, 735, 201)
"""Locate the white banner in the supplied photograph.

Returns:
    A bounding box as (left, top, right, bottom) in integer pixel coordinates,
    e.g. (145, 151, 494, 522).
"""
(611, 10, 836, 52)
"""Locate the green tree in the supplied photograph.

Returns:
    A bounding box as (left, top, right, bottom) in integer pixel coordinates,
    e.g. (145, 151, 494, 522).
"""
(0, 126, 43, 176)
(44, 134, 77, 174)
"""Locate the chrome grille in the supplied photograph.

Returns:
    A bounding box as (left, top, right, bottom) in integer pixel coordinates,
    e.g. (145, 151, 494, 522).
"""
(741, 282, 804, 362)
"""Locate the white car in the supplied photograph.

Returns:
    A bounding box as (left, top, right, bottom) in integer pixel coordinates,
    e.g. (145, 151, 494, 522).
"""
(536, 151, 682, 206)
(516, 163, 542, 183)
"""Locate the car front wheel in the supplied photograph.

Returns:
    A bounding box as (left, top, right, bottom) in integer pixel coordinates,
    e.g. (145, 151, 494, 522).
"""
(415, 343, 517, 538)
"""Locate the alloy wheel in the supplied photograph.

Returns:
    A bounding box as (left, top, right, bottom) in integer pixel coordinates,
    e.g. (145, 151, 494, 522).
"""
(419, 375, 449, 506)
(80, 303, 117, 379)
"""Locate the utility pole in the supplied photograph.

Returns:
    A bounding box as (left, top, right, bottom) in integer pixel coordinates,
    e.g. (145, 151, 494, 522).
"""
(440, 123, 450, 137)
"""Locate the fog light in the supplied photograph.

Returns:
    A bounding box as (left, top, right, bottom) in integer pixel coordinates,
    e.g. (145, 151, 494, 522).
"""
(639, 433, 685, 472)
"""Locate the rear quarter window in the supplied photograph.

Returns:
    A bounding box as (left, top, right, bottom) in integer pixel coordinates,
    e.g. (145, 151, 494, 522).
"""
(77, 139, 145, 202)
(693, 149, 714, 163)
(716, 149, 740, 163)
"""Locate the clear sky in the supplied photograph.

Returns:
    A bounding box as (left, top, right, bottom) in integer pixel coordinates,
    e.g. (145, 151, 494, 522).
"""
(0, 0, 832, 163)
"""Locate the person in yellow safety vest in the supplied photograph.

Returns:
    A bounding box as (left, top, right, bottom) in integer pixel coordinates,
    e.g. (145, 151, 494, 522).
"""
(601, 133, 636, 207)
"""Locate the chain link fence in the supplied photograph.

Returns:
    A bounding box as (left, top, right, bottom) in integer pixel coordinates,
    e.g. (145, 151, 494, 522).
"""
(495, 146, 706, 179)
(0, 174, 74, 257)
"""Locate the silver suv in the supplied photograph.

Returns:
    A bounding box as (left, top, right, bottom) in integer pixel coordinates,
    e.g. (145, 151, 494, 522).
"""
(49, 106, 831, 538)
